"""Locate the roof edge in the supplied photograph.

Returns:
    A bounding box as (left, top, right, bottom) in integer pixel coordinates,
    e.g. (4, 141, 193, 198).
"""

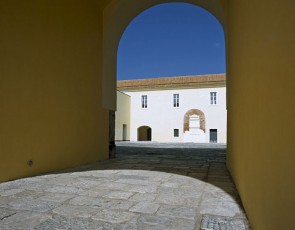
(117, 74, 226, 91)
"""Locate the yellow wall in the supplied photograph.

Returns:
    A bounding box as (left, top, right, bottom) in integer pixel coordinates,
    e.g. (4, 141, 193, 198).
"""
(227, 1, 295, 229)
(115, 91, 130, 141)
(0, 0, 109, 182)
(1, 0, 294, 229)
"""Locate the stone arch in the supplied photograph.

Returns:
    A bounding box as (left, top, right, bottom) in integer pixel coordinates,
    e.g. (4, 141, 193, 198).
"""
(183, 109, 206, 133)
(102, 0, 226, 110)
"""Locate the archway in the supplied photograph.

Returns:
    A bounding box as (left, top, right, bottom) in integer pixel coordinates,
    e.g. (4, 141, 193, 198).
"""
(102, 0, 226, 110)
(183, 109, 206, 142)
(114, 2, 226, 145)
(183, 109, 206, 133)
(137, 126, 152, 141)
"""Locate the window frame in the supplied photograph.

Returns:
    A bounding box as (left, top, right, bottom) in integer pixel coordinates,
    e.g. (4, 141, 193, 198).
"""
(173, 93, 179, 107)
(141, 95, 147, 108)
(210, 92, 217, 105)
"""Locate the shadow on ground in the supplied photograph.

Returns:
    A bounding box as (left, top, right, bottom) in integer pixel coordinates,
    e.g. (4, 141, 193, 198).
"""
(0, 142, 250, 230)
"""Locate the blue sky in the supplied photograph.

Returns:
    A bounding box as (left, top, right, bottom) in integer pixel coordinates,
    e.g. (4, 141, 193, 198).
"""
(117, 3, 225, 80)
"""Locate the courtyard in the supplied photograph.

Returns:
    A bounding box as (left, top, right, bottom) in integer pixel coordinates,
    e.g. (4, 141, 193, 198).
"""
(0, 142, 249, 229)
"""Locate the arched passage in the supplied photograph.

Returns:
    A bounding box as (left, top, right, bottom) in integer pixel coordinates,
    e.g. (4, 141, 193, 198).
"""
(102, 0, 226, 110)
(115, 3, 225, 145)
(102, 1, 295, 228)
(0, 1, 292, 229)
(137, 126, 152, 141)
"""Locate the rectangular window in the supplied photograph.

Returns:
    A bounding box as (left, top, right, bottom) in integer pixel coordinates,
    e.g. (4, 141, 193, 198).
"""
(141, 95, 147, 108)
(173, 94, 179, 107)
(174, 129, 179, 137)
(210, 92, 217, 104)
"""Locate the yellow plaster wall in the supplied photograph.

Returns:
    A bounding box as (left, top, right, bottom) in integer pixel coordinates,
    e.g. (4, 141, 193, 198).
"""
(227, 1, 295, 229)
(115, 91, 130, 141)
(0, 0, 109, 182)
(1, 0, 294, 228)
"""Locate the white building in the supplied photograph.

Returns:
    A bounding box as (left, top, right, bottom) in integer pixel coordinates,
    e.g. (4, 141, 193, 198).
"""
(115, 74, 227, 143)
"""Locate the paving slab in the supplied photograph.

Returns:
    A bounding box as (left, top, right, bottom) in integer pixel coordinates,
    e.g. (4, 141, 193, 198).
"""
(137, 215, 196, 230)
(0, 142, 250, 229)
(156, 205, 197, 220)
(129, 193, 157, 202)
(7, 198, 60, 213)
(103, 191, 135, 200)
(0, 207, 16, 220)
(34, 215, 102, 230)
(129, 202, 160, 214)
(92, 209, 138, 223)
(0, 212, 51, 229)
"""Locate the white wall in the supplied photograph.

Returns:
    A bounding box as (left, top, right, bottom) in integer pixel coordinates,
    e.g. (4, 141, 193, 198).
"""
(115, 91, 131, 141)
(124, 87, 227, 143)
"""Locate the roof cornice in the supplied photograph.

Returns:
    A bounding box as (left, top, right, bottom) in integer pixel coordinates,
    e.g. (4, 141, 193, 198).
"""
(117, 74, 226, 91)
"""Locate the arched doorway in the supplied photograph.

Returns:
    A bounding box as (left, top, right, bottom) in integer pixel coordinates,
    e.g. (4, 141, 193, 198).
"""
(183, 109, 206, 142)
(114, 2, 226, 145)
(183, 109, 206, 133)
(137, 126, 152, 141)
(102, 0, 226, 110)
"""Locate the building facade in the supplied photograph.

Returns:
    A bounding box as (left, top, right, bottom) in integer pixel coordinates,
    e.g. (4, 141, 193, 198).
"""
(115, 91, 131, 141)
(116, 74, 227, 143)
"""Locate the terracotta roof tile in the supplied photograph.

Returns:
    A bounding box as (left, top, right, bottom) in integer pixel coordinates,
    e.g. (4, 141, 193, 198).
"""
(117, 74, 226, 91)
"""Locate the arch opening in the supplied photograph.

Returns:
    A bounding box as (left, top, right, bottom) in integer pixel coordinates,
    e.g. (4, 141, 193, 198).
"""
(183, 109, 206, 143)
(102, 0, 226, 110)
(137, 126, 152, 141)
(114, 2, 226, 144)
(183, 109, 206, 133)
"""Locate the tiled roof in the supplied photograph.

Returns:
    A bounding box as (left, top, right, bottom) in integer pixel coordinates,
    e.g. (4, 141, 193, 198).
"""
(117, 74, 226, 91)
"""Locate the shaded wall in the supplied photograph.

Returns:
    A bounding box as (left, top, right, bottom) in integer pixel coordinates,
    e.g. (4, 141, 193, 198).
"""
(0, 0, 109, 182)
(227, 1, 295, 229)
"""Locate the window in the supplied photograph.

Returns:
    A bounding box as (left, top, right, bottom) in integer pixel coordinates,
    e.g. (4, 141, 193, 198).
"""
(210, 92, 217, 104)
(174, 129, 179, 137)
(141, 95, 147, 108)
(173, 94, 179, 107)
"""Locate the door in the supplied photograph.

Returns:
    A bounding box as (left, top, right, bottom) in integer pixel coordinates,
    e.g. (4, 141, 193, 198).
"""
(123, 124, 127, 141)
(138, 126, 152, 141)
(210, 129, 217, 143)
(147, 127, 152, 141)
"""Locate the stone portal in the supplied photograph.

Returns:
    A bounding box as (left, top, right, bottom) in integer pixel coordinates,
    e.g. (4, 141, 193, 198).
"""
(183, 115, 206, 142)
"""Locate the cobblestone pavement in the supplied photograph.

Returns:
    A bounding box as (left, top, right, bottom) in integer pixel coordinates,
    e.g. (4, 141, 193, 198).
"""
(0, 142, 250, 230)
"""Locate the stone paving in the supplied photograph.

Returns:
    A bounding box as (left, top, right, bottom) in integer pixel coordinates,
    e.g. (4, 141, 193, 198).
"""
(0, 142, 250, 230)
